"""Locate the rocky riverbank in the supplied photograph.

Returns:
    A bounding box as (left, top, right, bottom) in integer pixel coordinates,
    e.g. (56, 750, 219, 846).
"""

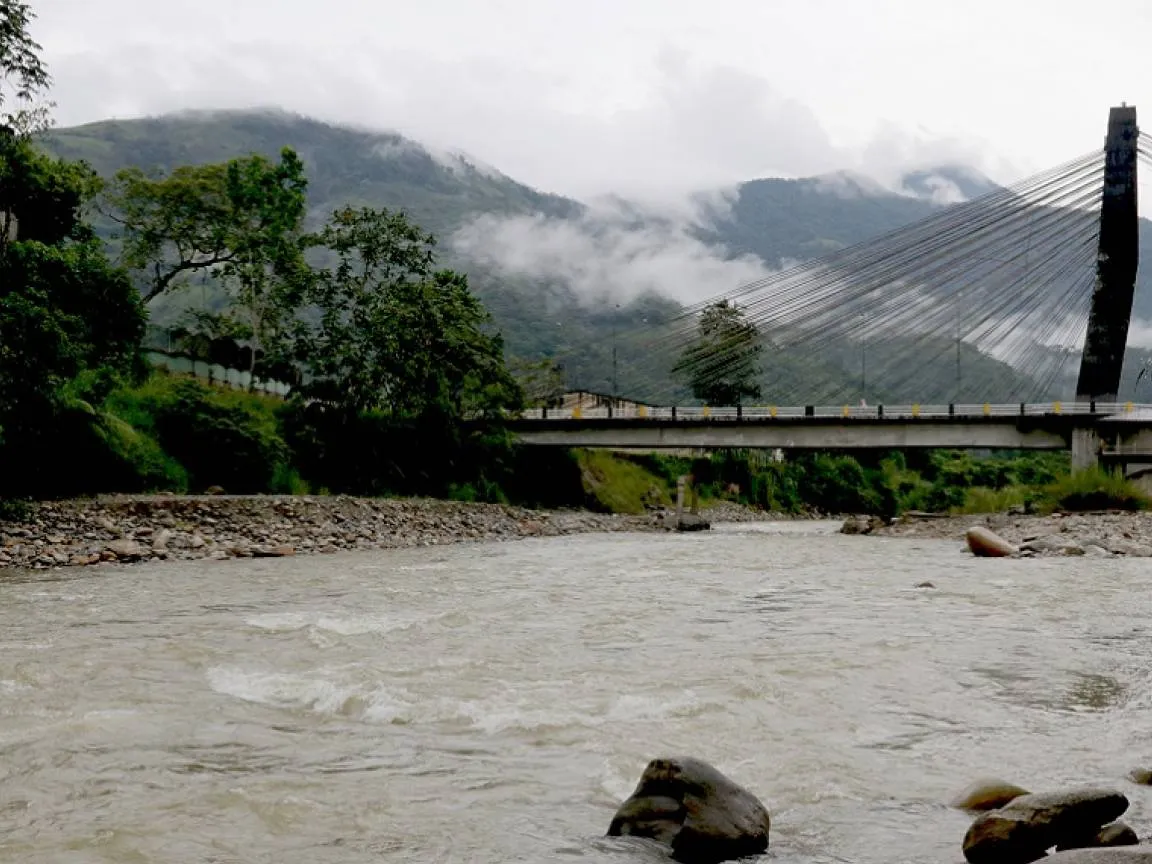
(0, 495, 777, 570)
(858, 510, 1152, 558)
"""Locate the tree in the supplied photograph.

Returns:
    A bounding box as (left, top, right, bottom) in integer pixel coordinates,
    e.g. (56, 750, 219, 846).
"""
(0, 138, 146, 493)
(0, 0, 52, 136)
(508, 357, 566, 407)
(674, 299, 763, 406)
(290, 206, 521, 418)
(106, 148, 308, 306)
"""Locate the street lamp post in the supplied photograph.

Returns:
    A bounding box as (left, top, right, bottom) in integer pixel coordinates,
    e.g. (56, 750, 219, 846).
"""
(612, 303, 620, 400)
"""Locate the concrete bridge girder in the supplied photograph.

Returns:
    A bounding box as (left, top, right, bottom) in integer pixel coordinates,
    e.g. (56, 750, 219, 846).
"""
(510, 417, 1077, 451)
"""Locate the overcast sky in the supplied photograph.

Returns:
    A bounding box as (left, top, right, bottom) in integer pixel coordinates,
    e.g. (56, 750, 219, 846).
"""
(32, 0, 1152, 199)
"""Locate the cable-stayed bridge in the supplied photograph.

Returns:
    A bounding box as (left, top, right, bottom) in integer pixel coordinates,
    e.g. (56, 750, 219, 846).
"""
(511, 106, 1152, 471)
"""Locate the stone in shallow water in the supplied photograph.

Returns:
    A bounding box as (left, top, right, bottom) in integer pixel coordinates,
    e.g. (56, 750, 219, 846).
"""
(607, 757, 770, 864)
(1126, 768, 1152, 786)
(966, 526, 1018, 557)
(951, 778, 1031, 811)
(963, 788, 1129, 864)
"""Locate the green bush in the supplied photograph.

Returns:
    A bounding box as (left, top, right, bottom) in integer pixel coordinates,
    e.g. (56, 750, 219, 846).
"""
(278, 401, 516, 501)
(1039, 468, 1150, 513)
(954, 486, 1028, 515)
(93, 413, 188, 492)
(0, 498, 32, 522)
(269, 463, 310, 495)
(108, 375, 287, 493)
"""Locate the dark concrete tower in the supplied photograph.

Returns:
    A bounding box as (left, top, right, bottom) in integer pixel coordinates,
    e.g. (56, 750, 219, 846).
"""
(1076, 105, 1139, 402)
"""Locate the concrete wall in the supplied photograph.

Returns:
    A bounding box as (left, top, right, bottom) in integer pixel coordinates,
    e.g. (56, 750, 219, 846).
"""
(145, 352, 292, 397)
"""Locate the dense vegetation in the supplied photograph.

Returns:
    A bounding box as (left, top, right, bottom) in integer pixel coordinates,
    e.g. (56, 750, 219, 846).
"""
(0, 3, 522, 505)
(583, 448, 1148, 518)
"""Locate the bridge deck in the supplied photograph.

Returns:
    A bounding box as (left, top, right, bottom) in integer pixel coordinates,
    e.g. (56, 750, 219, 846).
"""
(507, 402, 1152, 451)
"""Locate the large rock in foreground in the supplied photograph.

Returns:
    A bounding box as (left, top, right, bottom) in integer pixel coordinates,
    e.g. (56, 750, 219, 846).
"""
(963, 788, 1129, 864)
(607, 757, 770, 863)
(967, 526, 1018, 558)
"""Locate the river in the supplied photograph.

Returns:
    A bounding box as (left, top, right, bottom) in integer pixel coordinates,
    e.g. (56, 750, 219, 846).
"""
(1, 521, 1150, 863)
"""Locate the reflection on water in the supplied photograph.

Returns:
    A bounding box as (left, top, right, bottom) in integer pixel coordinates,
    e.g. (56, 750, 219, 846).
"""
(0, 522, 1151, 863)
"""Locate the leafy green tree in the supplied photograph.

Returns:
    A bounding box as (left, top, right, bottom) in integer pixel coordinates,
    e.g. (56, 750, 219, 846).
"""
(0, 0, 52, 136)
(291, 206, 521, 418)
(0, 138, 146, 495)
(508, 357, 566, 407)
(106, 148, 308, 306)
(674, 299, 763, 405)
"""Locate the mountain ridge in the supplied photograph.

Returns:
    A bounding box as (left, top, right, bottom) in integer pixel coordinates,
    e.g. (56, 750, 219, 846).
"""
(40, 108, 1152, 401)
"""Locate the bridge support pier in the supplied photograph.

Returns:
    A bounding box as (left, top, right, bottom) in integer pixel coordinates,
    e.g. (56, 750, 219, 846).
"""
(1071, 427, 1101, 471)
(1075, 105, 1139, 404)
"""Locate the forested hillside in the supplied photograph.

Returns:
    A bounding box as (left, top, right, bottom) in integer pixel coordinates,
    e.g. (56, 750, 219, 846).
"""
(45, 109, 1152, 403)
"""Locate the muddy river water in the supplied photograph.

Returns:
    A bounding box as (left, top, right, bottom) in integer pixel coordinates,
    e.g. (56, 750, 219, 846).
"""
(1, 521, 1150, 863)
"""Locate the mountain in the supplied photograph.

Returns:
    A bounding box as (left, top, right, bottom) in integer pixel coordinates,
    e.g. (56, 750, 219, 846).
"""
(692, 173, 939, 266)
(41, 109, 1152, 402)
(48, 109, 583, 238)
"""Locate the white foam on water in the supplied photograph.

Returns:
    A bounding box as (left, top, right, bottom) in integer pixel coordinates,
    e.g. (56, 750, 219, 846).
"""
(205, 666, 462, 724)
(206, 666, 369, 716)
(606, 690, 717, 722)
(245, 609, 443, 637)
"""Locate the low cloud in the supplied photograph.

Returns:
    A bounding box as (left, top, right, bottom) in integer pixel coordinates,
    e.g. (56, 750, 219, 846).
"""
(43, 38, 1015, 202)
(452, 203, 772, 306)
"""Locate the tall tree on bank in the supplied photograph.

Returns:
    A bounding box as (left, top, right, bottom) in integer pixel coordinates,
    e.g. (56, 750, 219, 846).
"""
(106, 148, 308, 303)
(290, 206, 521, 419)
(106, 149, 308, 382)
(674, 299, 763, 406)
(0, 0, 52, 136)
(0, 124, 145, 495)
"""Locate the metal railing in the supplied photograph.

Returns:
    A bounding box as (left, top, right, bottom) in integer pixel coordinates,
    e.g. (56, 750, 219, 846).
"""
(516, 402, 1152, 422)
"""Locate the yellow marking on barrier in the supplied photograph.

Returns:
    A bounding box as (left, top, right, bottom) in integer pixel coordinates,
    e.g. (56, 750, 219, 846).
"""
(840, 405, 848, 417)
(572, 406, 582, 419)
(637, 405, 648, 418)
(1052, 401, 1062, 415)
(983, 403, 991, 416)
(1126, 401, 1134, 413)
(702, 406, 711, 418)
(769, 406, 778, 417)
(911, 404, 920, 418)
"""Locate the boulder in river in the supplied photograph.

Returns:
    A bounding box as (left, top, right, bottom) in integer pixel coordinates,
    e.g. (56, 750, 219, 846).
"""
(1126, 768, 1152, 786)
(105, 539, 145, 561)
(966, 526, 1018, 558)
(963, 787, 1129, 864)
(952, 778, 1031, 811)
(607, 757, 770, 864)
(1057, 822, 1140, 851)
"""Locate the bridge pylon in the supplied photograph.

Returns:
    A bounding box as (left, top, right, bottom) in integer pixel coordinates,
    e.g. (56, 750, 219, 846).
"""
(1072, 105, 1139, 468)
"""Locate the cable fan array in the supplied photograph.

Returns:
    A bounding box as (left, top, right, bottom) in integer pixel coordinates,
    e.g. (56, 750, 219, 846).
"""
(632, 147, 1118, 405)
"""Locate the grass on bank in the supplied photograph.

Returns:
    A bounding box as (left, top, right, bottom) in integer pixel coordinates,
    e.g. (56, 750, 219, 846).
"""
(575, 449, 673, 514)
(952, 468, 1150, 515)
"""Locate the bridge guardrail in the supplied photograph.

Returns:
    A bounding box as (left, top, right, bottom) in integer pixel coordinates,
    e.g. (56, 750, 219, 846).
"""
(517, 402, 1151, 422)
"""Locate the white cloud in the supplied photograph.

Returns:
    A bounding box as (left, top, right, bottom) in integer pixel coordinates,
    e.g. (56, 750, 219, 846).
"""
(452, 207, 772, 305)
